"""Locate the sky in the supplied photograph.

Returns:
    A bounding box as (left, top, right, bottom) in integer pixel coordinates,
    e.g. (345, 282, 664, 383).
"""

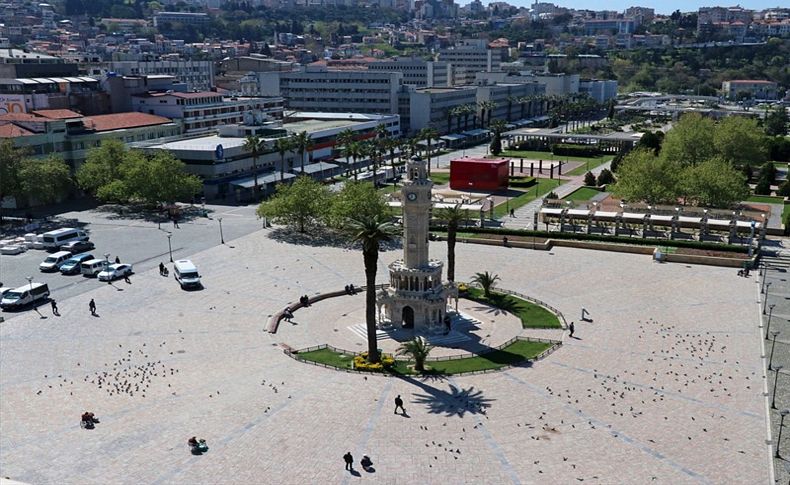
(466, 1, 782, 15)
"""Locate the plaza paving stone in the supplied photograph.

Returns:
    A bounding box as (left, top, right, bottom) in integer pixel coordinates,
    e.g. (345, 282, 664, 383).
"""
(0, 227, 772, 484)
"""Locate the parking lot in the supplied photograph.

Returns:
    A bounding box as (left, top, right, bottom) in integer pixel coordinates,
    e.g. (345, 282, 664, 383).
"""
(0, 203, 263, 311)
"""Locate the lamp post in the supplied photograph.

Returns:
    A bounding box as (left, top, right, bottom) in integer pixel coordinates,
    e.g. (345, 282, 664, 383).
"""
(769, 331, 780, 370)
(218, 217, 225, 244)
(777, 409, 789, 458)
(166, 234, 173, 263)
(487, 197, 494, 220)
(26, 276, 33, 291)
(747, 220, 756, 257)
(103, 252, 110, 266)
(763, 283, 772, 314)
(772, 365, 783, 409)
(766, 304, 776, 337)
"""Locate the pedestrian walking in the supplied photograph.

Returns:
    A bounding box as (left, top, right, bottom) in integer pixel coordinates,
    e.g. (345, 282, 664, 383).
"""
(114, 256, 120, 264)
(569, 321, 575, 338)
(502, 236, 509, 247)
(510, 208, 515, 217)
(50, 299, 59, 316)
(343, 452, 354, 471)
(159, 262, 165, 276)
(394, 395, 405, 414)
(124, 275, 131, 284)
(89, 299, 96, 316)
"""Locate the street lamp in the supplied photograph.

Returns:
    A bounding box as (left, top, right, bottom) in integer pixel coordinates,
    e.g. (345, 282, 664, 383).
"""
(768, 331, 780, 370)
(765, 304, 776, 337)
(772, 365, 783, 409)
(166, 234, 173, 263)
(777, 409, 789, 458)
(218, 217, 225, 244)
(763, 282, 772, 314)
(103, 252, 110, 266)
(487, 197, 494, 220)
(26, 276, 33, 291)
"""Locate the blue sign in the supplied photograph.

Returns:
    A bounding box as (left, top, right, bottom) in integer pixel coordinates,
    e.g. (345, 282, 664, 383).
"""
(215, 144, 224, 160)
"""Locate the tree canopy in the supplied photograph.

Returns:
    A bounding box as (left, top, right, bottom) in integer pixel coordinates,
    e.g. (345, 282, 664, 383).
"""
(256, 175, 331, 232)
(610, 149, 681, 205)
(0, 140, 72, 206)
(327, 180, 389, 229)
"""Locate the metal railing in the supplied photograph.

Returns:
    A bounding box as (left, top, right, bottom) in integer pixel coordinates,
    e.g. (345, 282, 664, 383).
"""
(466, 283, 568, 329)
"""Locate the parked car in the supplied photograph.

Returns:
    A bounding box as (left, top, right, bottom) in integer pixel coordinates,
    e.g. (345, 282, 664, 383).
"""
(39, 251, 72, 272)
(97, 263, 133, 281)
(60, 240, 95, 253)
(174, 259, 201, 289)
(60, 253, 95, 275)
(0, 287, 13, 298)
(0, 244, 27, 255)
(0, 283, 50, 310)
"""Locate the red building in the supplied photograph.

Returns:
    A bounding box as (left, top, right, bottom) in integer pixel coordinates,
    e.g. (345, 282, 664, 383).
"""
(449, 157, 509, 191)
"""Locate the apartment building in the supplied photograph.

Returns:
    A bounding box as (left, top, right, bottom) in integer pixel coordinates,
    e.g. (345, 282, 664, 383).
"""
(109, 59, 214, 91)
(131, 91, 284, 133)
(721, 80, 778, 100)
(368, 58, 453, 88)
(153, 12, 210, 28)
(259, 66, 402, 115)
(438, 44, 500, 85)
(401, 85, 477, 135)
(579, 79, 618, 103)
(476, 82, 546, 123)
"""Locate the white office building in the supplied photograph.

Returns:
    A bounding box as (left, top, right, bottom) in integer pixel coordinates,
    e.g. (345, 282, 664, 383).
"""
(109, 60, 215, 91)
(579, 79, 618, 103)
(368, 58, 453, 88)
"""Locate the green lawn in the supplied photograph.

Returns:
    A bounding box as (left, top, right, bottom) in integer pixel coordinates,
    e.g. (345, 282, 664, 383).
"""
(502, 150, 611, 163)
(565, 158, 612, 176)
(430, 172, 451, 185)
(493, 178, 563, 218)
(296, 348, 355, 370)
(562, 186, 603, 202)
(464, 287, 562, 328)
(747, 195, 786, 204)
(378, 184, 400, 194)
(296, 340, 553, 375)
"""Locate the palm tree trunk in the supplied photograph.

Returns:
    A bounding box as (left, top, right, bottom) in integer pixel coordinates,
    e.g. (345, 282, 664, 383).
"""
(300, 150, 306, 172)
(426, 139, 431, 175)
(280, 155, 285, 181)
(447, 220, 456, 282)
(364, 248, 380, 363)
(253, 155, 259, 197)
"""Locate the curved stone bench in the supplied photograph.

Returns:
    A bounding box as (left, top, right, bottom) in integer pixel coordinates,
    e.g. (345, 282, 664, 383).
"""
(266, 286, 374, 334)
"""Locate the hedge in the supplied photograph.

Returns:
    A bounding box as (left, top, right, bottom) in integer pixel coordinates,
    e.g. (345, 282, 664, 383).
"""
(551, 144, 602, 158)
(430, 225, 749, 253)
(509, 176, 537, 188)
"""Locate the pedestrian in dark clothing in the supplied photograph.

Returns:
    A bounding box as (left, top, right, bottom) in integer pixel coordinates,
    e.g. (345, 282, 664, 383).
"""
(343, 452, 354, 470)
(89, 299, 96, 316)
(503, 236, 509, 247)
(159, 262, 165, 276)
(510, 208, 515, 217)
(569, 321, 575, 338)
(283, 308, 294, 322)
(124, 275, 131, 284)
(114, 256, 120, 264)
(51, 299, 59, 316)
(394, 395, 405, 414)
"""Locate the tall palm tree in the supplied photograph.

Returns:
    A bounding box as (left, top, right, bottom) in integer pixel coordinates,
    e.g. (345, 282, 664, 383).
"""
(397, 336, 434, 372)
(419, 127, 439, 175)
(383, 138, 398, 188)
(506, 96, 518, 121)
(293, 131, 311, 173)
(453, 106, 463, 133)
(274, 136, 292, 182)
(337, 128, 355, 168)
(462, 104, 474, 131)
(479, 100, 496, 128)
(348, 141, 364, 181)
(435, 203, 466, 282)
(471, 271, 500, 298)
(243, 135, 264, 197)
(348, 214, 399, 363)
(446, 107, 454, 134)
(407, 137, 419, 158)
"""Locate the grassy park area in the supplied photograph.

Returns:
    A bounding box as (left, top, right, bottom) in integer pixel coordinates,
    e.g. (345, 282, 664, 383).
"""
(464, 287, 562, 329)
(492, 178, 563, 218)
(501, 150, 612, 177)
(429, 172, 451, 185)
(295, 339, 554, 375)
(562, 186, 604, 202)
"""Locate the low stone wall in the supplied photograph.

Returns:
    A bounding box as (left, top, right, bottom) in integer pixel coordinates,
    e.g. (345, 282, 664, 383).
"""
(663, 252, 751, 268)
(549, 239, 655, 255)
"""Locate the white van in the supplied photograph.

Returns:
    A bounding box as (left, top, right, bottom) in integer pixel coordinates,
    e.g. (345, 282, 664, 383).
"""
(39, 251, 73, 272)
(174, 260, 201, 289)
(0, 283, 50, 310)
(41, 228, 89, 250)
(81, 258, 108, 277)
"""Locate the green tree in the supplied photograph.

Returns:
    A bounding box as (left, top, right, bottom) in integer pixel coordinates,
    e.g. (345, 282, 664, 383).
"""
(0, 140, 22, 203)
(583, 171, 596, 186)
(659, 113, 715, 166)
(611, 149, 681, 205)
(713, 117, 767, 166)
(680, 157, 749, 208)
(635, 130, 664, 155)
(275, 136, 293, 181)
(292, 130, 312, 173)
(243, 135, 264, 197)
(419, 127, 438, 175)
(471, 271, 500, 298)
(347, 214, 399, 363)
(777, 180, 790, 197)
(489, 119, 507, 156)
(122, 151, 202, 206)
(435, 203, 467, 282)
(256, 175, 330, 232)
(76, 139, 127, 195)
(327, 180, 388, 229)
(16, 155, 73, 205)
(596, 168, 615, 186)
(764, 107, 788, 136)
(397, 336, 434, 372)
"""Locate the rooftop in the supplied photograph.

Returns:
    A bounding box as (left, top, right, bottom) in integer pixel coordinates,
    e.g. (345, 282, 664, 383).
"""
(0, 124, 35, 138)
(32, 109, 82, 119)
(82, 113, 173, 132)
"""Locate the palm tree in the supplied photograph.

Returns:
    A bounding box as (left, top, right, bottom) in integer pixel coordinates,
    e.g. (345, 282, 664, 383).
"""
(347, 141, 362, 181)
(293, 131, 311, 173)
(397, 336, 434, 372)
(348, 215, 399, 363)
(479, 100, 496, 128)
(337, 128, 355, 170)
(446, 107, 454, 134)
(407, 137, 419, 158)
(435, 203, 466, 282)
(383, 138, 398, 188)
(275, 136, 293, 182)
(243, 135, 264, 197)
(489, 119, 508, 155)
(471, 271, 500, 298)
(462, 104, 474, 131)
(419, 127, 438, 175)
(452, 106, 463, 133)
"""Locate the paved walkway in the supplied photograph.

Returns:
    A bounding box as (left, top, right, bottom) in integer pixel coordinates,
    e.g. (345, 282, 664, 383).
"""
(0, 222, 771, 484)
(501, 160, 612, 231)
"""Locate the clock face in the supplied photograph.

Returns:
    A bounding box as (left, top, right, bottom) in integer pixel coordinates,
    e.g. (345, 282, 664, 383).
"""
(407, 192, 417, 201)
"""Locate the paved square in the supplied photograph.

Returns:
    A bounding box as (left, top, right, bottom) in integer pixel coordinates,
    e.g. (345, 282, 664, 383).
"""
(0, 228, 771, 484)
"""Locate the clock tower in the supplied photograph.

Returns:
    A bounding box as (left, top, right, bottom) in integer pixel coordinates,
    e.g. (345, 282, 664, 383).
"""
(377, 156, 451, 332)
